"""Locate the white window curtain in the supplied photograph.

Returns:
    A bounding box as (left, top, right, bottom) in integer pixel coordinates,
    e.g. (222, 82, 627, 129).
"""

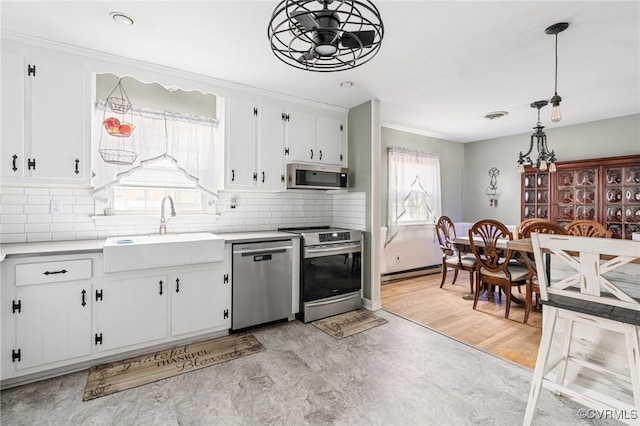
(92, 100, 219, 203)
(386, 147, 442, 245)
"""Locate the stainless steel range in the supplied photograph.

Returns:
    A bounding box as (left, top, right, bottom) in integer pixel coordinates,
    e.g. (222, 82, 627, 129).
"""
(279, 226, 362, 322)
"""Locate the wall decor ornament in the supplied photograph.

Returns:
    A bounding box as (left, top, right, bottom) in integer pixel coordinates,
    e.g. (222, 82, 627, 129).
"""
(486, 167, 500, 207)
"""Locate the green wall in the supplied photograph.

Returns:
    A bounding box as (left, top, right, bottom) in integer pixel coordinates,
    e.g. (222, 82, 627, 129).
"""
(462, 113, 640, 225)
(381, 127, 465, 224)
(348, 101, 373, 299)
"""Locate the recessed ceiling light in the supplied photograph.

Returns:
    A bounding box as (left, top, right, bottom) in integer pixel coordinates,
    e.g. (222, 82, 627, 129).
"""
(110, 12, 134, 26)
(340, 81, 354, 88)
(484, 111, 509, 120)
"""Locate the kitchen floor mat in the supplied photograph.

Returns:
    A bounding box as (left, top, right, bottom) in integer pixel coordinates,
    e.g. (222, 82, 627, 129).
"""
(83, 332, 265, 401)
(312, 309, 388, 340)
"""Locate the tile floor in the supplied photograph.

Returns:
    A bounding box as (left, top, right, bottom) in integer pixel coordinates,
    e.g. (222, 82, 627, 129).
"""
(0, 310, 616, 425)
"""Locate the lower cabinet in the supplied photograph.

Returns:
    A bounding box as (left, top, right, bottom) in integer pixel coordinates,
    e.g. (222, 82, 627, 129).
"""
(170, 269, 229, 337)
(94, 275, 168, 353)
(15, 281, 92, 370)
(1, 251, 231, 384)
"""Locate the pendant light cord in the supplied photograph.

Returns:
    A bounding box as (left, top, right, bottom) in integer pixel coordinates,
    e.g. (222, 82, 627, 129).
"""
(554, 32, 559, 95)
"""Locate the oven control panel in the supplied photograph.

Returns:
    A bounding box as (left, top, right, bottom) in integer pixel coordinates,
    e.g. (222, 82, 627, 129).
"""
(319, 231, 351, 243)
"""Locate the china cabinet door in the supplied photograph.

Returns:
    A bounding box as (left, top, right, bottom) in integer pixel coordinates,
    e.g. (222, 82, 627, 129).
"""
(521, 171, 550, 220)
(554, 167, 598, 228)
(316, 116, 344, 166)
(227, 97, 258, 188)
(605, 165, 640, 239)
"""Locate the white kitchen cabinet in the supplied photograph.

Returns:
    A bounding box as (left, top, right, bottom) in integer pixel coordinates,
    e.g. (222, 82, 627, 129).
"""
(14, 282, 92, 370)
(284, 109, 317, 164)
(94, 274, 168, 353)
(284, 110, 345, 166)
(226, 98, 285, 190)
(1, 254, 96, 379)
(170, 267, 229, 336)
(316, 115, 345, 166)
(0, 46, 88, 184)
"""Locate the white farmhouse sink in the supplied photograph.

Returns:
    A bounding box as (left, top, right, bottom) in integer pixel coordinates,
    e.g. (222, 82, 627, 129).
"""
(103, 232, 225, 273)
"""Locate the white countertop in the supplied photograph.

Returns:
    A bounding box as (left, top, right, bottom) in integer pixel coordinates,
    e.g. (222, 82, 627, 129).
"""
(0, 231, 299, 261)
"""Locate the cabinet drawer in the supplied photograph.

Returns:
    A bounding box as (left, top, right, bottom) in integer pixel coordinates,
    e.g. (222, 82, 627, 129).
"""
(16, 259, 92, 286)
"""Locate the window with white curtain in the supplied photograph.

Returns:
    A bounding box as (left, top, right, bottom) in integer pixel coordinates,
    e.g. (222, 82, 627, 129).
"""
(92, 98, 219, 215)
(386, 147, 442, 244)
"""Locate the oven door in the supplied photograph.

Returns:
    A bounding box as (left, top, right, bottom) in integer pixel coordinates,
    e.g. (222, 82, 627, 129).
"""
(302, 242, 362, 302)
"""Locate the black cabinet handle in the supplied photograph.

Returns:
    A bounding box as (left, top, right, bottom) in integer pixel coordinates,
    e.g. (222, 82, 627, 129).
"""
(262, 171, 265, 183)
(310, 149, 314, 159)
(12, 154, 18, 172)
(231, 169, 235, 181)
(319, 150, 323, 160)
(159, 280, 163, 295)
(43, 269, 67, 275)
(81, 289, 86, 307)
(27, 158, 36, 170)
(253, 172, 257, 182)
(175, 278, 180, 293)
(74, 159, 79, 175)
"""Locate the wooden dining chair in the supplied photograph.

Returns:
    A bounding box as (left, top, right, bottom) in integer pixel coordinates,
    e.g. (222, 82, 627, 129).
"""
(565, 219, 612, 238)
(467, 219, 529, 320)
(518, 221, 567, 324)
(435, 215, 476, 293)
(524, 234, 640, 425)
(515, 218, 543, 240)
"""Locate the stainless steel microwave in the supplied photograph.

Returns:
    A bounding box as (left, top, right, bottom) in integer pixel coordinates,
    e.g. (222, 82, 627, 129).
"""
(286, 163, 348, 190)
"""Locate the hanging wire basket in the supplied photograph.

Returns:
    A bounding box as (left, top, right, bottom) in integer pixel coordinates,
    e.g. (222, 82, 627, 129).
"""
(99, 78, 138, 165)
(106, 79, 132, 114)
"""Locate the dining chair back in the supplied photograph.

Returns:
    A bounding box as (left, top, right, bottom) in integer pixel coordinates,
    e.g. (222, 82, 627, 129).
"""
(565, 219, 612, 238)
(435, 215, 476, 293)
(467, 219, 529, 320)
(515, 218, 543, 239)
(518, 221, 568, 323)
(524, 233, 640, 425)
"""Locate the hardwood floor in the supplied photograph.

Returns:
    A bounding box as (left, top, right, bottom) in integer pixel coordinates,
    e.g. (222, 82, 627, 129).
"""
(381, 271, 542, 369)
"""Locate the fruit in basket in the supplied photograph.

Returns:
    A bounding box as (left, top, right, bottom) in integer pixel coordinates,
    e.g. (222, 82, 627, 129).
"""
(103, 117, 120, 129)
(118, 123, 132, 136)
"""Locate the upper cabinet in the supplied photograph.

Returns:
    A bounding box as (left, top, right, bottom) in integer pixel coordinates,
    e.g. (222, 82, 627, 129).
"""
(285, 111, 345, 166)
(226, 96, 348, 190)
(226, 98, 286, 190)
(520, 155, 640, 239)
(1, 47, 88, 185)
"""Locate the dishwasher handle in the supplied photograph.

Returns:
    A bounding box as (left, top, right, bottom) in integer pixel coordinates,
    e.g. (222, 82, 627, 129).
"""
(235, 246, 292, 256)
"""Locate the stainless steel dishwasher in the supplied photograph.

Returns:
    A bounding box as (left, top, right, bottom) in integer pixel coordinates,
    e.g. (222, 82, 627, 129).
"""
(232, 240, 293, 330)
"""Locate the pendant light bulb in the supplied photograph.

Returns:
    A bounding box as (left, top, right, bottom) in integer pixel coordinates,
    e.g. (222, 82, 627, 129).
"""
(550, 93, 562, 123)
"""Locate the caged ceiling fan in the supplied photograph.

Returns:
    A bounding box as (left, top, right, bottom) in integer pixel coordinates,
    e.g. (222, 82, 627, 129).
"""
(268, 0, 384, 72)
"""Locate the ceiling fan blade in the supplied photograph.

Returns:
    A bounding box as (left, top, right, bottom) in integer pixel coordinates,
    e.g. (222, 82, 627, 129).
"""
(340, 30, 376, 49)
(297, 51, 316, 63)
(291, 10, 318, 31)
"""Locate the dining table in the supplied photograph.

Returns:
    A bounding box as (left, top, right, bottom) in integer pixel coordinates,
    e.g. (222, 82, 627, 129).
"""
(452, 236, 527, 304)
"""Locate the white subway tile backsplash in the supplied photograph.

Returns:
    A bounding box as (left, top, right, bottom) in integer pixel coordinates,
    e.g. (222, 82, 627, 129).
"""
(1, 187, 364, 242)
(1, 194, 28, 204)
(2, 214, 27, 224)
(27, 195, 52, 204)
(0, 204, 24, 214)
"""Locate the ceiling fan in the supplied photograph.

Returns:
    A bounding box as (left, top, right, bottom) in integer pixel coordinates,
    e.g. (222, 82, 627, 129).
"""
(268, 0, 384, 72)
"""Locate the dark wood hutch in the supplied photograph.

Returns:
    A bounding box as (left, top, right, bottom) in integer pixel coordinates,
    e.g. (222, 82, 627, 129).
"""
(520, 154, 640, 239)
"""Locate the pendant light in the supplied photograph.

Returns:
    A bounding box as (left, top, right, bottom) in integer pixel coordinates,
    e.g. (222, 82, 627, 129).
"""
(517, 100, 557, 174)
(268, 0, 384, 72)
(545, 22, 569, 123)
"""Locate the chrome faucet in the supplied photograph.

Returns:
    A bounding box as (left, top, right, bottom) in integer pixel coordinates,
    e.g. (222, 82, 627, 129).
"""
(159, 195, 176, 235)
